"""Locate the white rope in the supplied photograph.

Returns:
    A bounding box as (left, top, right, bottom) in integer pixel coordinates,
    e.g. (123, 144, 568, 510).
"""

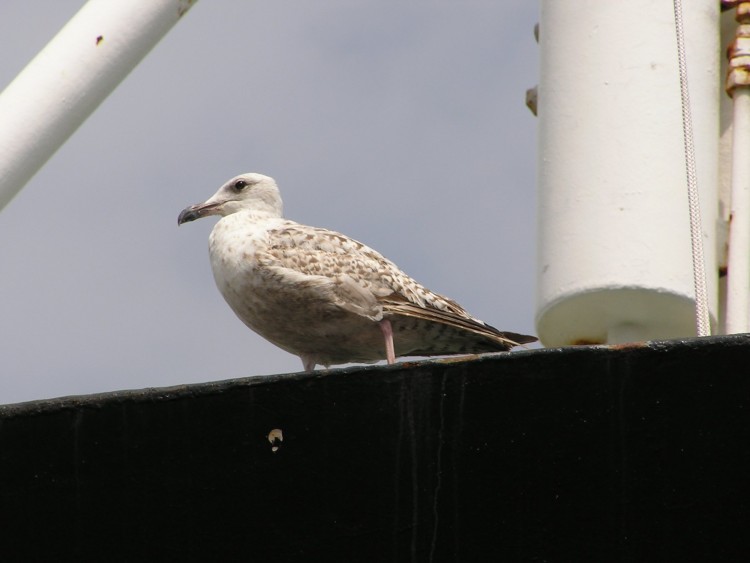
(672, 0, 712, 336)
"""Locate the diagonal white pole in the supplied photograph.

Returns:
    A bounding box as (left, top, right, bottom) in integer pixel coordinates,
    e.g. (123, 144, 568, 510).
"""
(0, 0, 198, 212)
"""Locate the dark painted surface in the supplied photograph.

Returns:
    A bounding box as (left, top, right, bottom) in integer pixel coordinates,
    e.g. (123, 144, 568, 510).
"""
(1, 335, 749, 562)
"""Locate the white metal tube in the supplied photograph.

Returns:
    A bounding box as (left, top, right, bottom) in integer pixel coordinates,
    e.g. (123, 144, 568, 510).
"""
(725, 88, 750, 332)
(535, 0, 719, 346)
(0, 0, 197, 212)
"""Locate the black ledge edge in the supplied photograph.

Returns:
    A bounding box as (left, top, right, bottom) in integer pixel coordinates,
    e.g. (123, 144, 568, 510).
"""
(1, 334, 749, 562)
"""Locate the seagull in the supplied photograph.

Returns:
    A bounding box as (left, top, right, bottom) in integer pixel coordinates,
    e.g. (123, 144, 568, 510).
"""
(178, 173, 537, 371)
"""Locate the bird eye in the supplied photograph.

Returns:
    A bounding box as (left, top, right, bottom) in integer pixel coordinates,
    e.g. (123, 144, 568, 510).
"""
(233, 179, 249, 192)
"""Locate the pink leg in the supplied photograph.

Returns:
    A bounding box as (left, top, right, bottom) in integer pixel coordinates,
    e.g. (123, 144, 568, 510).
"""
(300, 355, 316, 372)
(379, 319, 396, 364)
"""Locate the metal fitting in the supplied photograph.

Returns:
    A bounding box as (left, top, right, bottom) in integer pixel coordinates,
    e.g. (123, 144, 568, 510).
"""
(726, 3, 750, 96)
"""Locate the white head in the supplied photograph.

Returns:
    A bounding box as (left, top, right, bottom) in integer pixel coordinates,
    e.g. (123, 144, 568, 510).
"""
(178, 173, 283, 225)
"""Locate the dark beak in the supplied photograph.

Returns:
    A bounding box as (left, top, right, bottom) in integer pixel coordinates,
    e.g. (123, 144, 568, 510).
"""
(177, 202, 220, 225)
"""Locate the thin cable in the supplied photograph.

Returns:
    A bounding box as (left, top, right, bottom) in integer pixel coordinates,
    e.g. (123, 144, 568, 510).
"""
(672, 0, 712, 336)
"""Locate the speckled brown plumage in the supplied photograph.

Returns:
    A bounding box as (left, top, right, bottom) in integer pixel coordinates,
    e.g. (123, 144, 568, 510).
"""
(178, 173, 537, 371)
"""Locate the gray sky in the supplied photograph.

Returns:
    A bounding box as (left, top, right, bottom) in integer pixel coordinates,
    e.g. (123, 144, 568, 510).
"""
(0, 1, 540, 405)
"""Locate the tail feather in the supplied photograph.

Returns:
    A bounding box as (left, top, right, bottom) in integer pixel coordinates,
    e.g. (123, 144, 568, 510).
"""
(382, 299, 537, 350)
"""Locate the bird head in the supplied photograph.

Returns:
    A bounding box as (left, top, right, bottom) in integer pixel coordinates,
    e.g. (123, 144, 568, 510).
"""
(178, 173, 283, 225)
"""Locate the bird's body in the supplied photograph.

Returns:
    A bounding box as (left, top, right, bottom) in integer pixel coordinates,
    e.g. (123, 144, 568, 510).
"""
(178, 173, 536, 370)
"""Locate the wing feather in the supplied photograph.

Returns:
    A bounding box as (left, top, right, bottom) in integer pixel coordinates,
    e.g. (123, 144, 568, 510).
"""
(259, 222, 537, 348)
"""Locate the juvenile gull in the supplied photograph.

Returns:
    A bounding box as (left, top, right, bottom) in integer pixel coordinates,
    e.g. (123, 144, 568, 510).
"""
(178, 173, 536, 371)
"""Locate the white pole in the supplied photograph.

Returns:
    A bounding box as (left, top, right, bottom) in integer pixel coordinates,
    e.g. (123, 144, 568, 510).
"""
(0, 0, 197, 212)
(725, 90, 750, 332)
(535, 0, 719, 346)
(725, 12, 750, 333)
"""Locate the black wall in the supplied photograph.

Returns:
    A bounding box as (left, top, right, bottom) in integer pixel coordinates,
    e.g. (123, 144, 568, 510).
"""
(1, 335, 749, 562)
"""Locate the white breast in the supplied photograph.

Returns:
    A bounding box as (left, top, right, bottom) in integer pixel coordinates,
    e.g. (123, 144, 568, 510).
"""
(208, 213, 284, 328)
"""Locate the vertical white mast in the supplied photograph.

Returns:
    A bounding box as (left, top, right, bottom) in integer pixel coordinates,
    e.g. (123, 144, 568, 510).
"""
(725, 2, 750, 333)
(535, 0, 719, 346)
